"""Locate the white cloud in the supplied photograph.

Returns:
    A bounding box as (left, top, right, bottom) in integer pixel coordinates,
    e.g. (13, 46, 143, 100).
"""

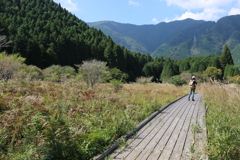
(228, 8, 240, 15)
(152, 18, 159, 24)
(163, 0, 240, 22)
(164, 0, 234, 10)
(53, 0, 77, 11)
(129, 1, 140, 6)
(165, 8, 226, 22)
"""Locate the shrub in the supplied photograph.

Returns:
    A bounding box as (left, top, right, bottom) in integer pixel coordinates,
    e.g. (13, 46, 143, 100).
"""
(203, 67, 222, 80)
(102, 68, 128, 83)
(0, 52, 25, 81)
(43, 65, 76, 82)
(15, 65, 43, 81)
(171, 75, 186, 86)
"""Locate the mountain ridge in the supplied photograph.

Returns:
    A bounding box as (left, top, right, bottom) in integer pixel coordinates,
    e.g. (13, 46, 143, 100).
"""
(88, 15, 240, 67)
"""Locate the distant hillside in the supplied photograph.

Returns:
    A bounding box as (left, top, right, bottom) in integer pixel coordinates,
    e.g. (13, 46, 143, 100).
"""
(88, 15, 240, 67)
(88, 19, 210, 54)
(156, 15, 240, 65)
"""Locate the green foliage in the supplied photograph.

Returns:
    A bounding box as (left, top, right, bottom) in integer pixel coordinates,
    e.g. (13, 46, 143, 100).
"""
(171, 75, 186, 86)
(203, 67, 222, 80)
(223, 65, 240, 79)
(161, 59, 179, 80)
(103, 67, 128, 83)
(142, 61, 164, 81)
(43, 110, 83, 159)
(178, 59, 190, 73)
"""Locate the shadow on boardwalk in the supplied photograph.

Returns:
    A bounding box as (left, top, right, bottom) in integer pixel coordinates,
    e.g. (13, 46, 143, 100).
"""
(94, 94, 208, 160)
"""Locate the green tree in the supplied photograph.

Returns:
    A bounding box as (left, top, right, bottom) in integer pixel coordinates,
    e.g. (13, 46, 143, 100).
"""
(113, 44, 126, 72)
(161, 59, 178, 81)
(179, 60, 190, 73)
(142, 61, 163, 81)
(78, 59, 108, 88)
(104, 42, 115, 68)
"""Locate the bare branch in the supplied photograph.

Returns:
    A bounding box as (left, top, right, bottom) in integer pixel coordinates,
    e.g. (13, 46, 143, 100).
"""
(0, 28, 11, 49)
(0, 35, 11, 49)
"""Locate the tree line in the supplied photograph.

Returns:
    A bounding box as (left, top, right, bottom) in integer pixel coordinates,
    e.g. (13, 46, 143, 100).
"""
(142, 44, 239, 84)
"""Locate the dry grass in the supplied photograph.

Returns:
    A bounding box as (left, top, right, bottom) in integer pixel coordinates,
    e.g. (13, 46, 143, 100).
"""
(199, 82, 240, 159)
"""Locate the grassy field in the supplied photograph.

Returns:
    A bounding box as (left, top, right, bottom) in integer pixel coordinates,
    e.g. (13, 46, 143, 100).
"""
(0, 80, 239, 159)
(0, 81, 187, 159)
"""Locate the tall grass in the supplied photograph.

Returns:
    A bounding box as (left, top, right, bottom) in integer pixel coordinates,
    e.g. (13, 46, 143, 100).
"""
(0, 81, 187, 159)
(200, 82, 240, 159)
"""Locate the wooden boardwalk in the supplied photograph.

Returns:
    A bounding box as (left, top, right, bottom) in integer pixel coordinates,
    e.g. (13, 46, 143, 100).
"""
(102, 93, 208, 160)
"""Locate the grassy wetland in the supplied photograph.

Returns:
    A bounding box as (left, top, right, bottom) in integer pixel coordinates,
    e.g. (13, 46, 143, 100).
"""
(0, 78, 240, 159)
(0, 81, 187, 159)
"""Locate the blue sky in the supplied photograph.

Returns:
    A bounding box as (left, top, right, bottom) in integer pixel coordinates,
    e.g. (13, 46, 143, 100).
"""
(53, 0, 240, 25)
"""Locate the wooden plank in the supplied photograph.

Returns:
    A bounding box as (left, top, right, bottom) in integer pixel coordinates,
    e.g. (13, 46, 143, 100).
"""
(169, 97, 196, 160)
(124, 101, 186, 160)
(147, 98, 192, 160)
(181, 94, 201, 160)
(158, 99, 193, 160)
(111, 102, 178, 159)
(135, 99, 187, 160)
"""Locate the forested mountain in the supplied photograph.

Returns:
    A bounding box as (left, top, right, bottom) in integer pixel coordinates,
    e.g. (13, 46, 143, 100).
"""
(88, 15, 240, 67)
(0, 0, 152, 81)
(0, 0, 239, 83)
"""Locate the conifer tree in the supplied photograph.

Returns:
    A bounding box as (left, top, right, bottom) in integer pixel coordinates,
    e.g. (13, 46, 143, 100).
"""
(219, 45, 234, 70)
(161, 59, 178, 80)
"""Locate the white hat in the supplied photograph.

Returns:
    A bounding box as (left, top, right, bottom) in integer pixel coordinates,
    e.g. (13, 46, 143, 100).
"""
(192, 76, 195, 79)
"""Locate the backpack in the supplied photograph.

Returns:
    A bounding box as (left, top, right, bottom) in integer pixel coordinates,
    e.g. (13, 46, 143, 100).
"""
(189, 80, 195, 89)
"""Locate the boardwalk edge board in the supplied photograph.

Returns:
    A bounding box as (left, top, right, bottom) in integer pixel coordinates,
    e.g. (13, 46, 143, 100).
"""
(92, 94, 188, 160)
